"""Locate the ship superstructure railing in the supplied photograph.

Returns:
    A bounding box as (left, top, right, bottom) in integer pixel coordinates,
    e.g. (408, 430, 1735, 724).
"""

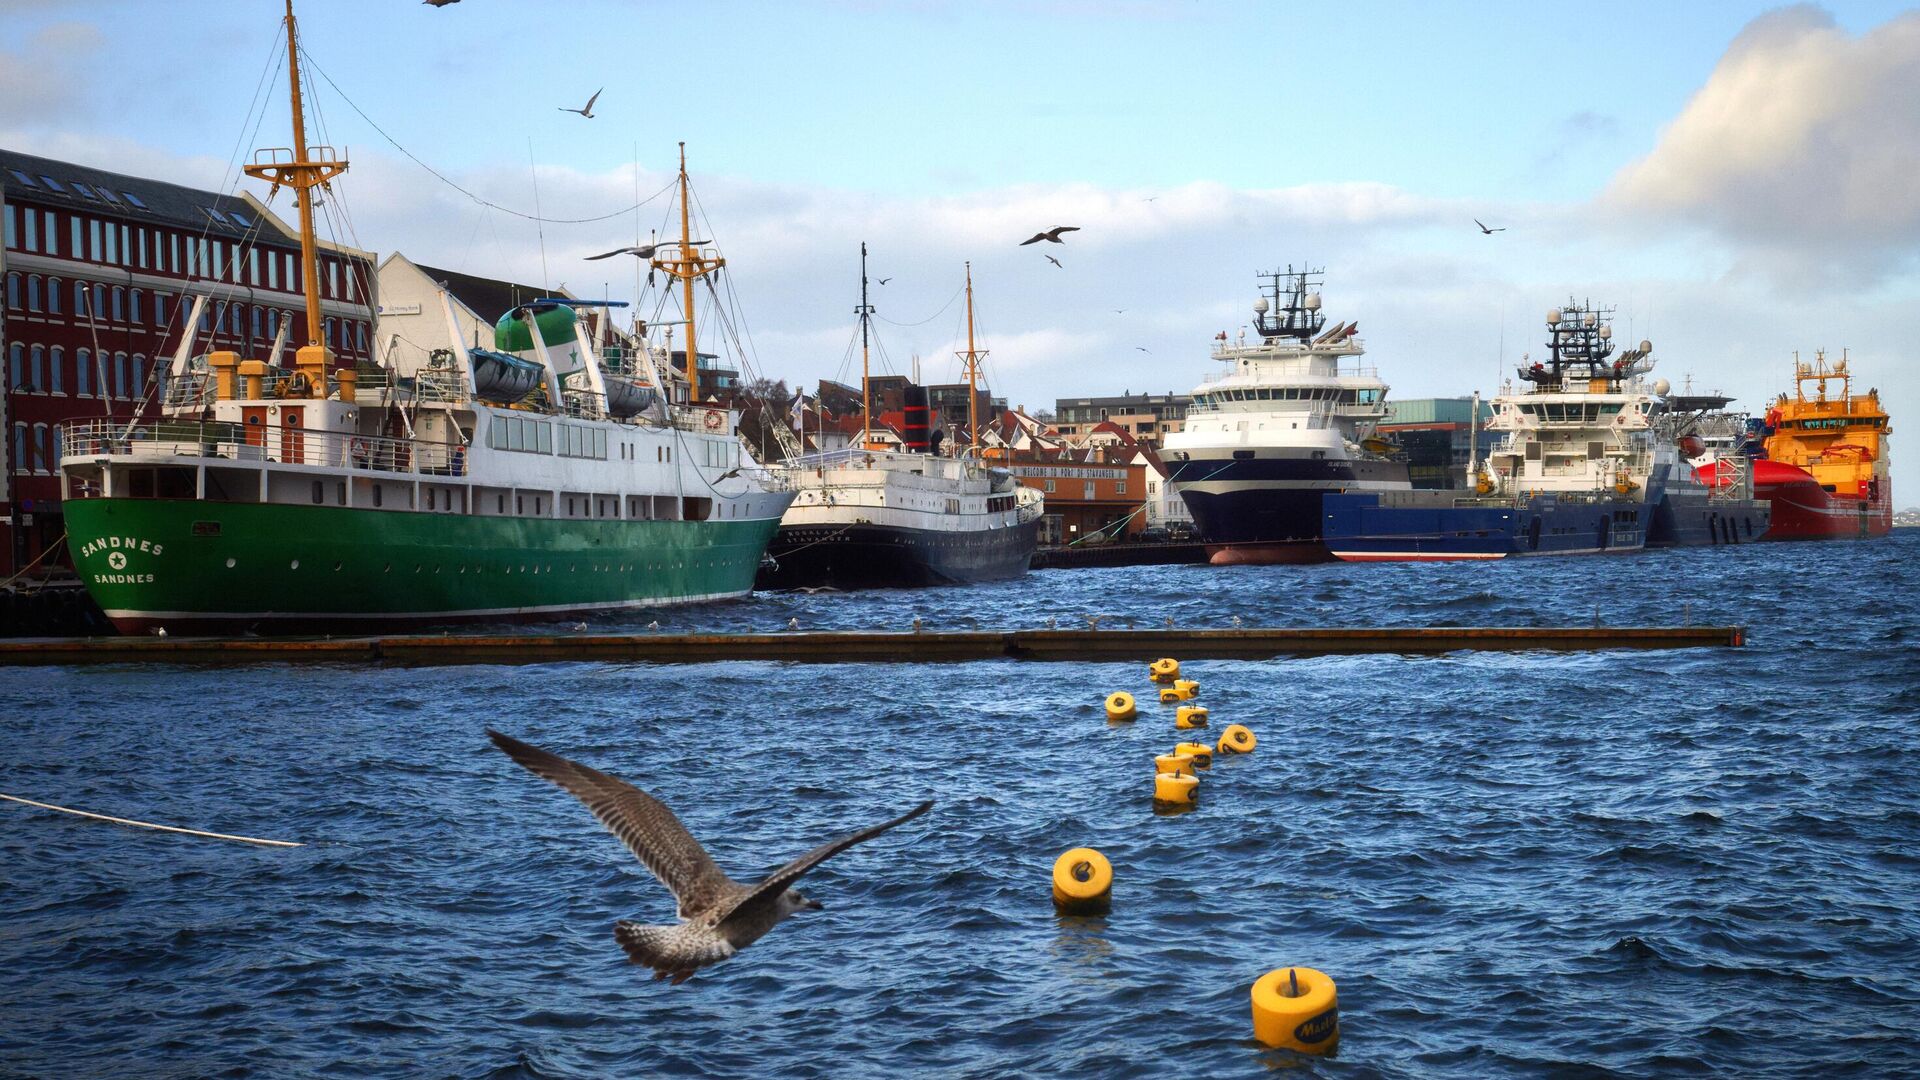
(562, 390, 608, 421)
(60, 418, 467, 476)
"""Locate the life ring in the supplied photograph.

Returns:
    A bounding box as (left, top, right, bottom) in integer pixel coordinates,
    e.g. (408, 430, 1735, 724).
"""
(349, 437, 371, 463)
(702, 410, 723, 431)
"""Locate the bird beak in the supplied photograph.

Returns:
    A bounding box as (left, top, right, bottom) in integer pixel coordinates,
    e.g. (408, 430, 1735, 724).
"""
(805, 898, 825, 911)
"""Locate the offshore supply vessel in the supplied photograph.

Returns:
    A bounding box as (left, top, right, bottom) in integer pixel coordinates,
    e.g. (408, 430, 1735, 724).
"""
(1161, 266, 1409, 564)
(1646, 384, 1771, 547)
(758, 249, 1042, 589)
(1751, 350, 1893, 541)
(56, 2, 793, 632)
(1321, 301, 1657, 560)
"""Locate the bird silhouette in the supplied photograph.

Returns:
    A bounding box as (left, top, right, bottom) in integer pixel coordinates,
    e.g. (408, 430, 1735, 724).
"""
(647, 620, 661, 631)
(1141, 196, 1159, 203)
(1019, 226, 1080, 246)
(1474, 218, 1506, 235)
(1044, 254, 1063, 268)
(560, 88, 603, 118)
(587, 240, 710, 261)
(423, 0, 460, 6)
(487, 731, 932, 984)
(876, 277, 892, 285)
(1135, 346, 1151, 354)
(1113, 309, 1126, 314)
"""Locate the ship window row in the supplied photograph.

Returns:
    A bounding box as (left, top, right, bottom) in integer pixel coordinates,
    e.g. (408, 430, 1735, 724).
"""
(1517, 403, 1622, 422)
(487, 414, 553, 454)
(1, 202, 370, 302)
(9, 343, 159, 399)
(557, 423, 610, 460)
(1196, 387, 1368, 407)
(1786, 417, 1883, 431)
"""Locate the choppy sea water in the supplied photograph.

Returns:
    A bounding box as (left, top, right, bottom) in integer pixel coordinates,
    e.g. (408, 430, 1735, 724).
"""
(4, 533, 1918, 1079)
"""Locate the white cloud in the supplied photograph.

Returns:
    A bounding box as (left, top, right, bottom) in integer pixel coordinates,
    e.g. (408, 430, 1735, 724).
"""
(0, 22, 103, 126)
(1605, 5, 1920, 282)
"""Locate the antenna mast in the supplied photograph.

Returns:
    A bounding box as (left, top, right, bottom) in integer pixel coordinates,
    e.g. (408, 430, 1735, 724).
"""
(243, 0, 348, 390)
(858, 242, 874, 449)
(649, 144, 723, 404)
(958, 262, 987, 456)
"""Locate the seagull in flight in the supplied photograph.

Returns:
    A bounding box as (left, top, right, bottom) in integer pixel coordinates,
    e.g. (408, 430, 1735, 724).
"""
(488, 730, 933, 985)
(1020, 226, 1080, 246)
(876, 277, 892, 285)
(1474, 218, 1506, 235)
(586, 240, 708, 261)
(423, 0, 460, 6)
(1043, 254, 1063, 268)
(560, 88, 603, 119)
(1135, 346, 1151, 353)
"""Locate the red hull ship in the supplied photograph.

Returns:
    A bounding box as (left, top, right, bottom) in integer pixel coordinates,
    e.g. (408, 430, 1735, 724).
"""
(1751, 352, 1892, 542)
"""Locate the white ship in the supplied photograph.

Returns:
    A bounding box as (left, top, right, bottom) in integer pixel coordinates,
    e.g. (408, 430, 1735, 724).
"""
(1161, 266, 1409, 564)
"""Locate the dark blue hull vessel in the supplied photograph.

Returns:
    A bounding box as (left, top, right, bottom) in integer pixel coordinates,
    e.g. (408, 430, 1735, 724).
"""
(1647, 488, 1771, 547)
(1322, 491, 1653, 561)
(758, 520, 1041, 589)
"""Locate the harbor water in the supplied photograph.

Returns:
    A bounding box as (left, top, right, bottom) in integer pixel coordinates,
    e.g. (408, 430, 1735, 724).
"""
(4, 533, 1918, 1078)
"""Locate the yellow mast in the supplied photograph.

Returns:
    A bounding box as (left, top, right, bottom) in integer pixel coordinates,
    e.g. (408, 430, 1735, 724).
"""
(957, 261, 988, 456)
(649, 144, 724, 405)
(243, 0, 346, 397)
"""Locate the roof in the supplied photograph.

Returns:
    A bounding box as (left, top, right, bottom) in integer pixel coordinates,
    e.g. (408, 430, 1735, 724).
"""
(1, 146, 373, 260)
(408, 259, 563, 322)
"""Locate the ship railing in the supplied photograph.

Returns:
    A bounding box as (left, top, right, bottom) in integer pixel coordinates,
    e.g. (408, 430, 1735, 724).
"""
(59, 419, 468, 477)
(666, 405, 733, 433)
(562, 390, 608, 421)
(163, 371, 214, 409)
(413, 369, 472, 403)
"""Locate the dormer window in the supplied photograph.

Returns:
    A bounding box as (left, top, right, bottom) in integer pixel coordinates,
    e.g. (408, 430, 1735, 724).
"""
(37, 175, 66, 193)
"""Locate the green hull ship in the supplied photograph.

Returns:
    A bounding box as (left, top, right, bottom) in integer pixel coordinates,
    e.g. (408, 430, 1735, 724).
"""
(58, 4, 792, 634)
(64, 498, 778, 633)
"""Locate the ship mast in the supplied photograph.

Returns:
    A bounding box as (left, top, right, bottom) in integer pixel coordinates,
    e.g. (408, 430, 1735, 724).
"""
(957, 262, 988, 456)
(858, 242, 874, 448)
(243, 0, 347, 388)
(650, 144, 723, 405)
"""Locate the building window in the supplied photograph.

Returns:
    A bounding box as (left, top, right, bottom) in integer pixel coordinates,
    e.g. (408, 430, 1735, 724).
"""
(49, 346, 63, 394)
(267, 251, 278, 289)
(24, 208, 37, 252)
(32, 424, 48, 473)
(70, 216, 82, 257)
(129, 289, 141, 325)
(76, 349, 91, 396)
(1116, 480, 1126, 495)
(26, 275, 40, 312)
(104, 222, 117, 263)
(74, 280, 88, 317)
(11, 423, 25, 474)
(7, 344, 21, 390)
(249, 249, 260, 285)
(45, 277, 59, 315)
(112, 287, 124, 322)
(4, 273, 16, 310)
(39, 210, 52, 254)
(171, 234, 181, 273)
(1044, 479, 1056, 493)
(3, 204, 13, 249)
(151, 292, 168, 328)
(112, 351, 125, 398)
(89, 219, 102, 261)
(132, 353, 147, 398)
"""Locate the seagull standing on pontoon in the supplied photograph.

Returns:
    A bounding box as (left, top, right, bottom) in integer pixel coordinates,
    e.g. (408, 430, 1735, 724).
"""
(487, 730, 933, 984)
(560, 88, 603, 119)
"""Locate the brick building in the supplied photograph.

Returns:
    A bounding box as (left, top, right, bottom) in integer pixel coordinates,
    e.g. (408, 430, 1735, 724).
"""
(1052, 390, 1191, 445)
(2, 149, 375, 575)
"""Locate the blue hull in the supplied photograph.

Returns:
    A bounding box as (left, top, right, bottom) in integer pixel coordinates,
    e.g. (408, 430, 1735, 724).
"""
(1322, 492, 1653, 561)
(1647, 489, 1771, 547)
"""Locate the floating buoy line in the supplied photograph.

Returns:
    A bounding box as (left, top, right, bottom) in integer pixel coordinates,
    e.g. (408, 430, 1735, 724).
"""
(0, 792, 304, 848)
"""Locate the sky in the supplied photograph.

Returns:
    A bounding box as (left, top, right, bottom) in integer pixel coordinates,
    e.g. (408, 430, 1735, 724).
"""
(4, 0, 1917, 449)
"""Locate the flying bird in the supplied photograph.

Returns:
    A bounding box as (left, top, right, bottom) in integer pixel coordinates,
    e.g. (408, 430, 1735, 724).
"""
(586, 240, 708, 261)
(1474, 218, 1506, 235)
(560, 89, 603, 119)
(1113, 309, 1126, 314)
(487, 730, 933, 984)
(876, 277, 892, 285)
(423, 0, 460, 6)
(1135, 346, 1151, 353)
(1141, 196, 1159, 203)
(1043, 254, 1063, 268)
(1019, 226, 1080, 246)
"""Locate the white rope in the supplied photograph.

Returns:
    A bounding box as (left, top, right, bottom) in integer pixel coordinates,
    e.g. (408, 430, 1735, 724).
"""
(0, 792, 303, 848)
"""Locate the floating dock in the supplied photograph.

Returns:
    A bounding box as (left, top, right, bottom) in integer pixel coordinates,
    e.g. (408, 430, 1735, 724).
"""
(0, 625, 1744, 666)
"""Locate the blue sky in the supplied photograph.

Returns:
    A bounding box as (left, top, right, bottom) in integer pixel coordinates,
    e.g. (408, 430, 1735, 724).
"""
(5, 1, 1918, 459)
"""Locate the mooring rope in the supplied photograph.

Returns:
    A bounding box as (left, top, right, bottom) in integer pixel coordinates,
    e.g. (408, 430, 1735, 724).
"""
(0, 792, 303, 848)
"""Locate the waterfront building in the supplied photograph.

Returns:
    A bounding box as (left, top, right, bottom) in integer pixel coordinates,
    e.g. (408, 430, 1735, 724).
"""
(1378, 396, 1492, 489)
(1, 148, 375, 576)
(1052, 390, 1191, 446)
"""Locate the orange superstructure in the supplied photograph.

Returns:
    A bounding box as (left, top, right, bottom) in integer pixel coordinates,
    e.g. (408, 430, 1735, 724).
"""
(1753, 351, 1892, 541)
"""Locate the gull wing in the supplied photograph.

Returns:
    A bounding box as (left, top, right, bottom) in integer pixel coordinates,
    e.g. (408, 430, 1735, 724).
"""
(488, 731, 735, 918)
(716, 800, 933, 927)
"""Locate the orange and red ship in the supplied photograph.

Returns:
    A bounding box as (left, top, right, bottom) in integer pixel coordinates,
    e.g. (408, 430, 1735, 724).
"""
(1748, 352, 1892, 542)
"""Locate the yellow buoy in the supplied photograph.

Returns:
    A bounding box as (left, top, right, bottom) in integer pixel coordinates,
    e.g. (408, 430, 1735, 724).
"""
(1158, 686, 1184, 704)
(1175, 705, 1209, 729)
(1051, 847, 1113, 915)
(1173, 678, 1200, 699)
(1153, 770, 1198, 806)
(1153, 752, 1195, 777)
(1148, 657, 1180, 684)
(1251, 966, 1338, 1054)
(1174, 741, 1213, 769)
(1105, 691, 1137, 722)
(1218, 724, 1257, 755)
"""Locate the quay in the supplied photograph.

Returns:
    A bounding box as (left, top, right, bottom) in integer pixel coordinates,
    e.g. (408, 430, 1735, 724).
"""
(0, 625, 1743, 667)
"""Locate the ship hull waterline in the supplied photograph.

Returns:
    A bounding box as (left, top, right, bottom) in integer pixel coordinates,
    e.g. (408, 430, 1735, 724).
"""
(1172, 456, 1411, 566)
(63, 497, 781, 634)
(758, 518, 1041, 590)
